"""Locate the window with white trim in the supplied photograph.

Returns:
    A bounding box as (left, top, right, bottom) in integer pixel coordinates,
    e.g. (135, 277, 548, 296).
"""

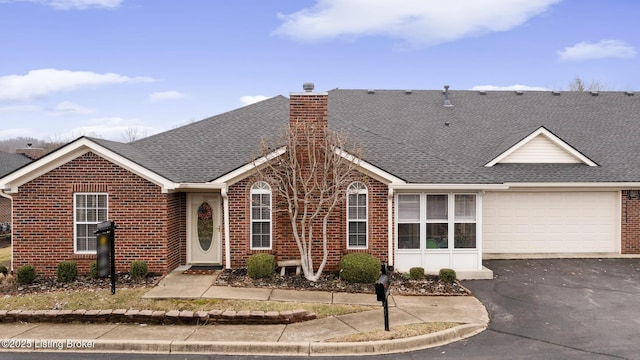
(74, 193, 108, 253)
(397, 194, 420, 249)
(347, 182, 367, 248)
(250, 181, 272, 249)
(397, 193, 477, 250)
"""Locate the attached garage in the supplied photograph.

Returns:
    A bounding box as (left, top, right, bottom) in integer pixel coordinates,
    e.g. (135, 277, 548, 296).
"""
(483, 191, 619, 254)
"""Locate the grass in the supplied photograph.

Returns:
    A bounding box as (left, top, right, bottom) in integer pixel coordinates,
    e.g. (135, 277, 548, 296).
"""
(326, 322, 460, 342)
(0, 288, 375, 318)
(0, 246, 10, 266)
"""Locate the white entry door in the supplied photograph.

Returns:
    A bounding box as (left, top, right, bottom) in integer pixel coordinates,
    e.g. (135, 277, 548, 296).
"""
(188, 194, 222, 264)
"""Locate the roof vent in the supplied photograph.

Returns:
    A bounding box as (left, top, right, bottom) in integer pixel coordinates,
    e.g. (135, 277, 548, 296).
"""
(443, 85, 453, 107)
(552, 90, 561, 96)
(478, 90, 487, 95)
(405, 90, 412, 95)
(590, 91, 599, 96)
(302, 82, 314, 92)
(367, 89, 375, 94)
(515, 90, 524, 95)
(625, 91, 634, 96)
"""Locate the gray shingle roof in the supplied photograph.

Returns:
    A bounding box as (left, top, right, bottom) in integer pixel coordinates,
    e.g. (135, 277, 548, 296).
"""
(84, 89, 640, 185)
(0, 151, 31, 177)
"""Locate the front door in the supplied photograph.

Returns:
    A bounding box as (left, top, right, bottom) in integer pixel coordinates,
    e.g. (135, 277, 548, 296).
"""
(188, 193, 221, 264)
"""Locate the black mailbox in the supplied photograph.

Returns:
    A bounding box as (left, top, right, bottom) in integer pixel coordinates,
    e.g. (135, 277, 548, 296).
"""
(376, 274, 390, 302)
(94, 220, 116, 294)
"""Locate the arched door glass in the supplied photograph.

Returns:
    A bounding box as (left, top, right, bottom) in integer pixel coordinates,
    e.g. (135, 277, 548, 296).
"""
(197, 202, 213, 252)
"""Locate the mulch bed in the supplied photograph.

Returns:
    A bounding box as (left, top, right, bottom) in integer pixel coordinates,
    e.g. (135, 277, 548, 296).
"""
(215, 268, 471, 296)
(0, 273, 161, 296)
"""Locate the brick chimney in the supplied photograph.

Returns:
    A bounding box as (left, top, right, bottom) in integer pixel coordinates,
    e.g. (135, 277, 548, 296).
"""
(16, 143, 45, 160)
(289, 83, 328, 143)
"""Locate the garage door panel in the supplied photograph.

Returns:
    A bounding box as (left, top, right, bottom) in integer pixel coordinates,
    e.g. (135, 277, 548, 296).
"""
(483, 191, 617, 253)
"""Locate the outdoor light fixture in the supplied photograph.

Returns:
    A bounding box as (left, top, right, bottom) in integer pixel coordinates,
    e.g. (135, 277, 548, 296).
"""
(627, 190, 640, 200)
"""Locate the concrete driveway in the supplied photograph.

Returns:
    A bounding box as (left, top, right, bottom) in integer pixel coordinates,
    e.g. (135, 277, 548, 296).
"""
(418, 259, 640, 360)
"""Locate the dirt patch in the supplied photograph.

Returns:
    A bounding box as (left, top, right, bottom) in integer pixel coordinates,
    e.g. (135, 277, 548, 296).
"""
(215, 269, 471, 296)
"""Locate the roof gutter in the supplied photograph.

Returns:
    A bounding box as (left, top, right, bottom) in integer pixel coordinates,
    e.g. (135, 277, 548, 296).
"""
(505, 182, 640, 190)
(390, 183, 509, 191)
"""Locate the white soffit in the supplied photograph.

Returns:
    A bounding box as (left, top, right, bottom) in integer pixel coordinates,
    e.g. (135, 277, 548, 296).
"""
(485, 127, 597, 167)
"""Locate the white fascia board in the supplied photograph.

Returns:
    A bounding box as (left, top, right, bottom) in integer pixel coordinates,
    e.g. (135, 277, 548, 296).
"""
(176, 183, 224, 190)
(335, 148, 406, 185)
(1, 138, 177, 193)
(485, 127, 598, 167)
(391, 183, 509, 191)
(211, 146, 287, 186)
(504, 182, 640, 190)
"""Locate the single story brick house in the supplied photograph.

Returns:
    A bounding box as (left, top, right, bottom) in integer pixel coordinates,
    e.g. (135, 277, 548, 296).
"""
(1, 85, 639, 278)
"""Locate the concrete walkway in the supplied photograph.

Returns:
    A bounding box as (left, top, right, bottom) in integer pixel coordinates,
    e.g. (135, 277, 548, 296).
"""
(2, 270, 489, 356)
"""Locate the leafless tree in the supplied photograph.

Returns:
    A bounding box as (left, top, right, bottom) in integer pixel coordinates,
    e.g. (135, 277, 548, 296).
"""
(255, 123, 364, 281)
(568, 76, 606, 91)
(121, 127, 149, 143)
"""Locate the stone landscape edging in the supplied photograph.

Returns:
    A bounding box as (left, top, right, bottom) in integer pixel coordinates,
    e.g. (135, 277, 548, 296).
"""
(0, 308, 316, 325)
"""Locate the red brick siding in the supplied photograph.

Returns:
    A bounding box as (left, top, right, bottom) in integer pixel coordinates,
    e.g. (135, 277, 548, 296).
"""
(227, 175, 389, 271)
(0, 197, 10, 224)
(12, 152, 174, 276)
(167, 192, 187, 270)
(621, 190, 640, 254)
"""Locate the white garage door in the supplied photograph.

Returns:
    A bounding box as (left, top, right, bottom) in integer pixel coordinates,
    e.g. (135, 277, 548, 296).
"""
(483, 192, 618, 253)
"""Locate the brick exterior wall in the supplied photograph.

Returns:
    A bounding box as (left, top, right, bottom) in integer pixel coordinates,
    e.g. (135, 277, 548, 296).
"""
(226, 175, 389, 271)
(621, 190, 640, 254)
(0, 197, 10, 224)
(11, 152, 184, 276)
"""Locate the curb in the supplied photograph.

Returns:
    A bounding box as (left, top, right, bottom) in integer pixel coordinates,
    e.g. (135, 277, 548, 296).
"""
(0, 308, 316, 326)
(2, 323, 485, 356)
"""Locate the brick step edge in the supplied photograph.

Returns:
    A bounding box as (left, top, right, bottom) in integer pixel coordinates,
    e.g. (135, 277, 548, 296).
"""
(0, 309, 316, 325)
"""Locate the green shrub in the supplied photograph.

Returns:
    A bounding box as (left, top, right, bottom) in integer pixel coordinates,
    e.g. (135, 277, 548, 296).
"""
(89, 260, 98, 279)
(16, 264, 36, 284)
(130, 261, 148, 279)
(409, 267, 425, 280)
(339, 253, 380, 283)
(57, 261, 77, 282)
(247, 253, 275, 279)
(0, 265, 8, 276)
(439, 268, 457, 283)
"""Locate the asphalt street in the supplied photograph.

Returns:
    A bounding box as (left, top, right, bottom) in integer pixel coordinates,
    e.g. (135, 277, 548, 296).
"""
(3, 258, 640, 360)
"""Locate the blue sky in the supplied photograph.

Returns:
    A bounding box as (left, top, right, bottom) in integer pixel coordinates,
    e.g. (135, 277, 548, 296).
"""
(0, 0, 638, 142)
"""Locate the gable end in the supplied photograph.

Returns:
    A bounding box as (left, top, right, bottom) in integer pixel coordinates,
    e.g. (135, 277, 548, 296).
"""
(485, 127, 598, 167)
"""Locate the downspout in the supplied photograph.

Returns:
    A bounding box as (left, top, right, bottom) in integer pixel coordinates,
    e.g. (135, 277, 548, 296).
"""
(387, 187, 394, 268)
(221, 186, 231, 269)
(0, 189, 13, 272)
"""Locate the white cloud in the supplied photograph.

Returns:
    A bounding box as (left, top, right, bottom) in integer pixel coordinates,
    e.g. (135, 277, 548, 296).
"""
(470, 85, 551, 91)
(557, 40, 636, 62)
(50, 101, 95, 115)
(0, 104, 40, 113)
(70, 117, 157, 140)
(0, 69, 154, 102)
(4, 0, 123, 10)
(240, 95, 270, 106)
(273, 0, 561, 46)
(148, 91, 186, 103)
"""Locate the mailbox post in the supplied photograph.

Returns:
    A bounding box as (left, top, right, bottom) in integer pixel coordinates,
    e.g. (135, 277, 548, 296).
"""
(94, 220, 116, 294)
(375, 263, 391, 331)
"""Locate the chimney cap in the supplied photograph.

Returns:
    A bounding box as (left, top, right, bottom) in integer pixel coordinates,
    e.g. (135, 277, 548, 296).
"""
(303, 82, 315, 92)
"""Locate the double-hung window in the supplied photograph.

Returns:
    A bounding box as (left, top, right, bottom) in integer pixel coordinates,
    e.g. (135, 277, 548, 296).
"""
(397, 194, 420, 249)
(250, 181, 272, 249)
(347, 182, 368, 248)
(74, 193, 108, 253)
